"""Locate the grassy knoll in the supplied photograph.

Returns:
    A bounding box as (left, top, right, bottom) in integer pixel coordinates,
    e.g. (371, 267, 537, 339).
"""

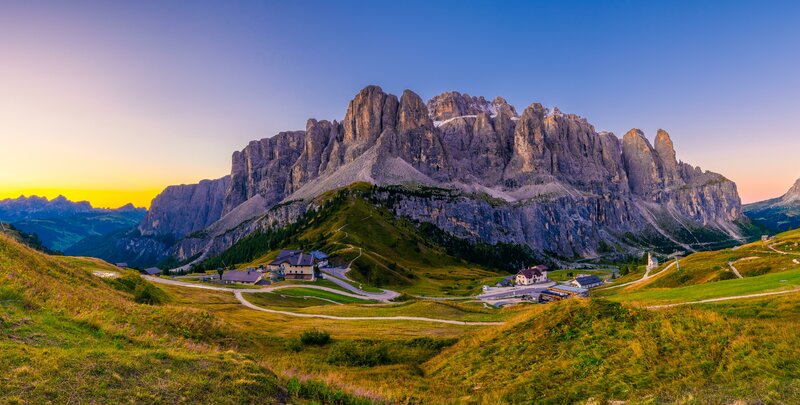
(243, 291, 340, 308)
(289, 300, 510, 322)
(276, 277, 353, 293)
(273, 287, 375, 304)
(599, 267, 800, 305)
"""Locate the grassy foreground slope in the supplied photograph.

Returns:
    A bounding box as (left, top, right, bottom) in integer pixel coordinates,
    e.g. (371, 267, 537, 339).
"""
(423, 298, 800, 403)
(0, 233, 284, 403)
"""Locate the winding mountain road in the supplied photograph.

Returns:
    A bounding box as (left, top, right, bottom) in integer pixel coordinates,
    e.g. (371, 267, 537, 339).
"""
(144, 275, 500, 326)
(233, 291, 503, 326)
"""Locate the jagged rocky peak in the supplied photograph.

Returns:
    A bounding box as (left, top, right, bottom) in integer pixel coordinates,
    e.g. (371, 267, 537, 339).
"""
(223, 130, 305, 214)
(426, 91, 518, 123)
(781, 177, 800, 204)
(622, 128, 662, 197)
(342, 85, 398, 145)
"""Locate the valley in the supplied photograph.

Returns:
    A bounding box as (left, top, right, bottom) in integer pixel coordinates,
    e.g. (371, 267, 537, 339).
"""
(4, 225, 800, 403)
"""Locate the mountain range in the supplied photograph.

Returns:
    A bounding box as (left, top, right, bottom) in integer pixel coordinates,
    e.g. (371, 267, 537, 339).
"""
(89, 86, 760, 268)
(0, 195, 145, 252)
(744, 178, 800, 232)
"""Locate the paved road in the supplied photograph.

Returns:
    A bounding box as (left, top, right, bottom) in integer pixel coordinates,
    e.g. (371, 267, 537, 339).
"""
(142, 275, 500, 325)
(647, 288, 800, 309)
(145, 275, 375, 300)
(319, 267, 400, 301)
(476, 282, 555, 300)
(234, 291, 503, 326)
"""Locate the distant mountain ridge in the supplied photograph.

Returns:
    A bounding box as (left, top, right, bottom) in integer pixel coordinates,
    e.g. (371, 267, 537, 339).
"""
(0, 195, 145, 252)
(744, 177, 800, 232)
(113, 85, 756, 268)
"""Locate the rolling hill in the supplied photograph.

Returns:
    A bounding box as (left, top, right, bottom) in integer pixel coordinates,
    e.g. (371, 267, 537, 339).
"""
(0, 232, 284, 403)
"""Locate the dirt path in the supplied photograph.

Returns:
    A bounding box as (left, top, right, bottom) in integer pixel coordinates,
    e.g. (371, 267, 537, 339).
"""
(768, 243, 800, 256)
(600, 260, 677, 290)
(234, 291, 503, 326)
(647, 288, 800, 309)
(727, 262, 743, 278)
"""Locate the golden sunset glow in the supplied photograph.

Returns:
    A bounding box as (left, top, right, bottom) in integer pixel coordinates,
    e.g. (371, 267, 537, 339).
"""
(0, 188, 162, 209)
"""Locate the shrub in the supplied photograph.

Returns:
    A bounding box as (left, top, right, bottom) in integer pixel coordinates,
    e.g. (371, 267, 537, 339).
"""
(300, 329, 331, 346)
(284, 338, 303, 352)
(133, 283, 165, 305)
(406, 337, 458, 351)
(286, 377, 373, 405)
(326, 341, 390, 367)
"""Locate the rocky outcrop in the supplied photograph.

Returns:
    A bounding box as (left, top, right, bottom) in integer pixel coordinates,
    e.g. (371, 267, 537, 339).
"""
(133, 85, 749, 266)
(224, 132, 304, 214)
(139, 176, 230, 239)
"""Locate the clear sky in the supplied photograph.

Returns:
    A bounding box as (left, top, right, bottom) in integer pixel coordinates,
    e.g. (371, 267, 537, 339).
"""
(1, 1, 799, 208)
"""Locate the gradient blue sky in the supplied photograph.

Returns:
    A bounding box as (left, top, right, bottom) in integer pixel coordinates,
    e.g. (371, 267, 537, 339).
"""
(1, 1, 799, 207)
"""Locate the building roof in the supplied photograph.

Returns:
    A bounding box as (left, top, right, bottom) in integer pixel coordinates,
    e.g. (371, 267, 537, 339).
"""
(143, 267, 162, 275)
(573, 275, 602, 286)
(551, 284, 588, 294)
(269, 252, 314, 267)
(541, 289, 569, 298)
(309, 250, 328, 260)
(115, 262, 128, 268)
(277, 249, 302, 259)
(221, 270, 262, 283)
(518, 265, 548, 279)
(269, 250, 305, 265)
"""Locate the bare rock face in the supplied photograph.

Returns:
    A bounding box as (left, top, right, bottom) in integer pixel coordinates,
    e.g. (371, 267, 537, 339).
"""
(223, 131, 305, 214)
(139, 176, 230, 239)
(505, 103, 548, 180)
(622, 129, 662, 197)
(426, 92, 520, 123)
(136, 84, 748, 266)
(654, 129, 680, 187)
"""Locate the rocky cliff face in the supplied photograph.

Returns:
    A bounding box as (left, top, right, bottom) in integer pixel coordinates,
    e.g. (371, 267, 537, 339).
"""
(139, 176, 230, 239)
(136, 85, 750, 266)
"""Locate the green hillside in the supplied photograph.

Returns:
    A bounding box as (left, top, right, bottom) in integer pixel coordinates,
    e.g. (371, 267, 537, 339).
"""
(0, 222, 54, 254)
(745, 198, 800, 232)
(196, 184, 537, 296)
(421, 298, 800, 403)
(0, 233, 284, 403)
(12, 210, 144, 252)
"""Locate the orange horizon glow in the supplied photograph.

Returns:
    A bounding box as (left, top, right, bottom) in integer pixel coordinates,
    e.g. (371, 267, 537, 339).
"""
(0, 187, 165, 209)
